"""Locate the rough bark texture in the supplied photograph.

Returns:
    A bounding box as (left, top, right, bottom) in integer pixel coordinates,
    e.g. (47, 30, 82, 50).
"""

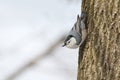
(77, 0, 120, 80)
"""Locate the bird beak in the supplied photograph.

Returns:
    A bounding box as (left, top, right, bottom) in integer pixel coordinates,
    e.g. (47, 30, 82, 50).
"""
(62, 45, 65, 47)
(62, 43, 66, 47)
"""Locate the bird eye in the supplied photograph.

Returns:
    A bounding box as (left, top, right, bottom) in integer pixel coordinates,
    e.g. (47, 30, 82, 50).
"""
(68, 41, 70, 43)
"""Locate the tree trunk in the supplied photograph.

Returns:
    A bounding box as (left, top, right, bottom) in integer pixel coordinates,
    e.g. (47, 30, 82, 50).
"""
(77, 0, 120, 80)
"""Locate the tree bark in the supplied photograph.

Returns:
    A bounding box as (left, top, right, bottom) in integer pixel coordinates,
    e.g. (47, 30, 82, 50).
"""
(77, 0, 120, 80)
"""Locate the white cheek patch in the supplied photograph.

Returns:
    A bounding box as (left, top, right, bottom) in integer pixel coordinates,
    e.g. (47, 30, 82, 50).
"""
(66, 37, 79, 49)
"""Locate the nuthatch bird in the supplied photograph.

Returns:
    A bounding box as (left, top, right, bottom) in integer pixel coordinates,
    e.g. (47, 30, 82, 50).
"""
(63, 12, 87, 49)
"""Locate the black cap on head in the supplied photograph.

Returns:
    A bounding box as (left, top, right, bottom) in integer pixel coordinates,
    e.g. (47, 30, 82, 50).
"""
(62, 35, 73, 47)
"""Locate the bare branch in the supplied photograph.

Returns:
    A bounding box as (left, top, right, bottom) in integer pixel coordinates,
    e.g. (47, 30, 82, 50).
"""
(6, 36, 65, 80)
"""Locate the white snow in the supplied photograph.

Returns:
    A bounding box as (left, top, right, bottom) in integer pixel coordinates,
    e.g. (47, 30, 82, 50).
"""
(0, 0, 81, 80)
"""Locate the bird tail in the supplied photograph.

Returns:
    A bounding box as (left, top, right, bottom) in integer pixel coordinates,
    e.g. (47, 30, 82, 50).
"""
(81, 11, 87, 22)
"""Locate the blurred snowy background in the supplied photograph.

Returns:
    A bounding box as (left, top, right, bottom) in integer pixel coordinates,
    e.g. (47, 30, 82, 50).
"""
(0, 0, 81, 80)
